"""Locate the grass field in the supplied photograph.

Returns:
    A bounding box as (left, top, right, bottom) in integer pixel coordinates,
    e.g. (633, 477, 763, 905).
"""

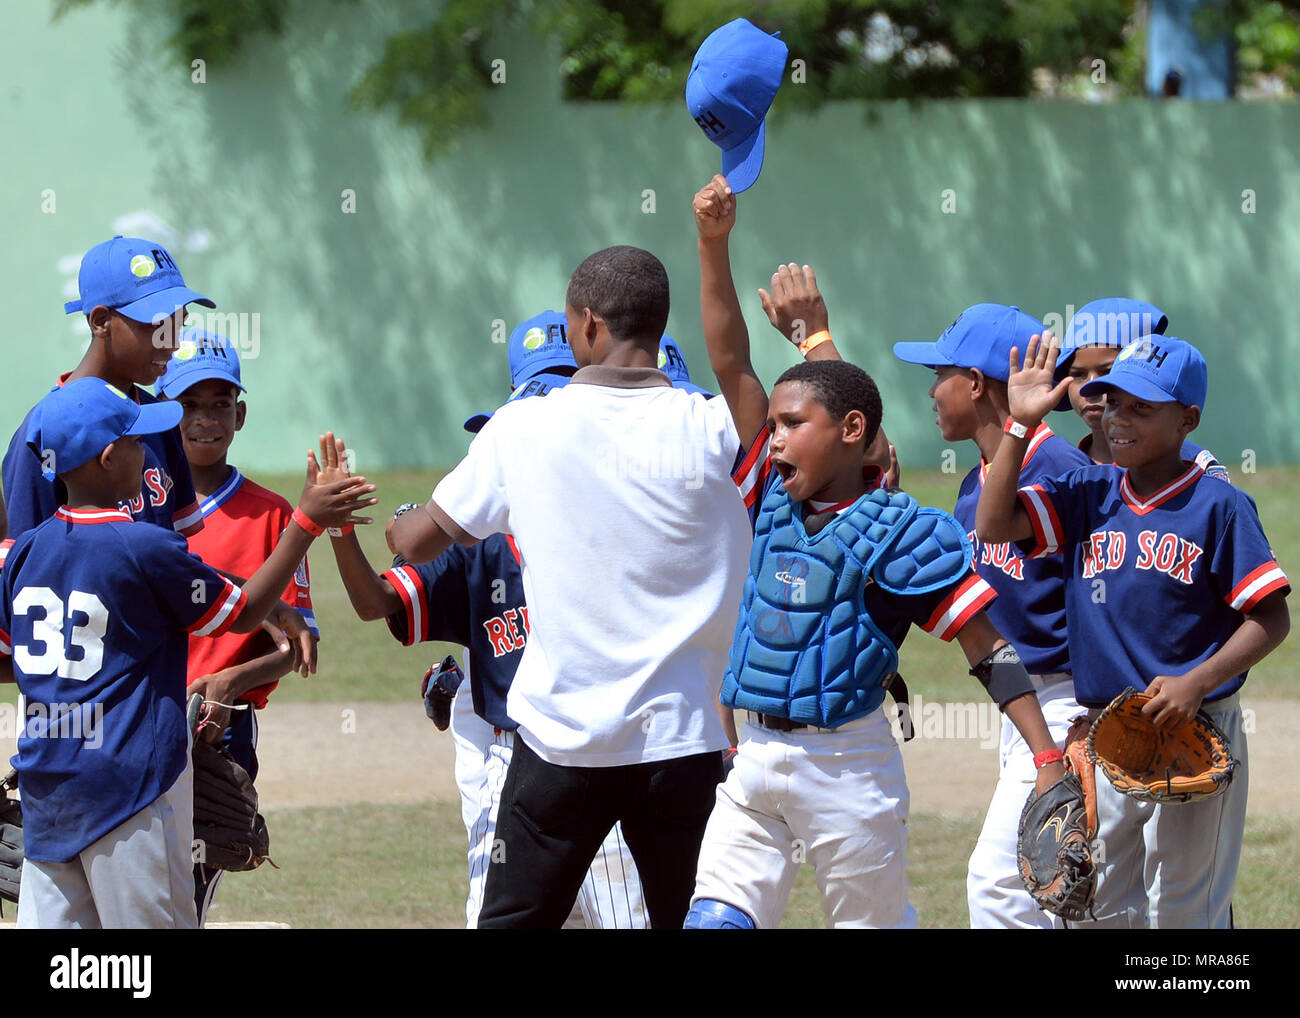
(206, 805, 1300, 929)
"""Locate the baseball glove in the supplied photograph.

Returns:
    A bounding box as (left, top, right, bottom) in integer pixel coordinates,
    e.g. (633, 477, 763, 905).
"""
(421, 655, 465, 732)
(1089, 687, 1237, 804)
(0, 769, 23, 908)
(1017, 720, 1097, 921)
(189, 695, 273, 873)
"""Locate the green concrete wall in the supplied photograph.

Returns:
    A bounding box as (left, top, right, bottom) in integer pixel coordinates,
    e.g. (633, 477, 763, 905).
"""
(4, 0, 1298, 476)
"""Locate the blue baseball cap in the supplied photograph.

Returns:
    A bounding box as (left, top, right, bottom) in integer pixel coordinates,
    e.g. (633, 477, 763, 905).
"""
(1052, 298, 1169, 411)
(509, 310, 576, 387)
(893, 304, 1047, 382)
(1079, 336, 1207, 409)
(658, 335, 714, 397)
(63, 236, 215, 323)
(686, 19, 788, 194)
(463, 372, 572, 434)
(25, 378, 183, 479)
(156, 328, 246, 398)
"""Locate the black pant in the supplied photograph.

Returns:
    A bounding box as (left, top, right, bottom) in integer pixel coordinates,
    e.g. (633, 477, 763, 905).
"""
(478, 738, 723, 929)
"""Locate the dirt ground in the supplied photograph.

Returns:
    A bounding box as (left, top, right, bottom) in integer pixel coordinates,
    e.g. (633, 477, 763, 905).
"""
(228, 698, 1297, 816)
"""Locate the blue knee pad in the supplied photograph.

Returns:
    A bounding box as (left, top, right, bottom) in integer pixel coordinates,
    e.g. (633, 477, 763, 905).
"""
(683, 899, 756, 929)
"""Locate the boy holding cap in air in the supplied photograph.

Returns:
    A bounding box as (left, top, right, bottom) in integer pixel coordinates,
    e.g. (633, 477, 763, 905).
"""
(893, 303, 1089, 928)
(0, 378, 374, 928)
(156, 329, 319, 924)
(976, 332, 1289, 927)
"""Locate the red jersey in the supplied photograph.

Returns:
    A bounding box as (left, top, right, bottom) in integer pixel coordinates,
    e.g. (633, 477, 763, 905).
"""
(185, 468, 317, 708)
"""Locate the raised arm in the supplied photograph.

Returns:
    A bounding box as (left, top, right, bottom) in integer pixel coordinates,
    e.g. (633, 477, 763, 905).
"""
(975, 332, 1071, 545)
(229, 435, 378, 633)
(694, 175, 769, 447)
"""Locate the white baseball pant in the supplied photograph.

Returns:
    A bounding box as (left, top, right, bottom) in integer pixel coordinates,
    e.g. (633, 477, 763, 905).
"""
(449, 680, 648, 928)
(691, 707, 918, 929)
(967, 675, 1080, 928)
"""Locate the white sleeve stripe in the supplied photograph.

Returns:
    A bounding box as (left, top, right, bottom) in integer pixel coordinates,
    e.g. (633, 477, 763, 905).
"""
(925, 578, 994, 640)
(1230, 566, 1289, 610)
(1019, 487, 1060, 553)
(192, 582, 244, 637)
(389, 567, 423, 644)
(173, 505, 204, 532)
(733, 435, 771, 502)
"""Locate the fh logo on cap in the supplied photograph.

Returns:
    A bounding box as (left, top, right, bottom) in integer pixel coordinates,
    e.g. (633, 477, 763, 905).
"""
(522, 322, 566, 350)
(1116, 339, 1169, 370)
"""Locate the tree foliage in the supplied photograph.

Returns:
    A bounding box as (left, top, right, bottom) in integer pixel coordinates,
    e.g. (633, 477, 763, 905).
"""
(53, 0, 1300, 156)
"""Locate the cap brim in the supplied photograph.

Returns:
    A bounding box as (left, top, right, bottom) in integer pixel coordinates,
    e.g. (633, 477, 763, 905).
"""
(1078, 374, 1174, 403)
(721, 121, 766, 194)
(463, 411, 492, 434)
(125, 399, 184, 436)
(892, 341, 956, 368)
(115, 287, 216, 322)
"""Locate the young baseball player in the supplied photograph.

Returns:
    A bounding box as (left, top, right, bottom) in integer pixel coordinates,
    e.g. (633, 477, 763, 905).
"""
(893, 303, 1090, 928)
(156, 329, 319, 924)
(0, 235, 316, 666)
(327, 310, 649, 929)
(388, 246, 756, 929)
(977, 332, 1290, 928)
(1053, 298, 1229, 479)
(0, 378, 375, 928)
(685, 174, 1067, 929)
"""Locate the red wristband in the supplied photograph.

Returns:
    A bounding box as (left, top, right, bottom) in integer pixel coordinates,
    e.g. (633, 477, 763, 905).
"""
(327, 524, 354, 538)
(292, 506, 325, 537)
(1034, 749, 1064, 769)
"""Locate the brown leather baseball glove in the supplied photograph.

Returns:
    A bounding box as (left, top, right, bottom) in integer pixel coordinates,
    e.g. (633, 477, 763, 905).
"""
(1088, 687, 1237, 804)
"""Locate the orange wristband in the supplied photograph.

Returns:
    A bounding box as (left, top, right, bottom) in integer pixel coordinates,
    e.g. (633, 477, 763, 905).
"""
(327, 524, 354, 538)
(798, 329, 832, 357)
(1034, 749, 1064, 769)
(292, 506, 325, 537)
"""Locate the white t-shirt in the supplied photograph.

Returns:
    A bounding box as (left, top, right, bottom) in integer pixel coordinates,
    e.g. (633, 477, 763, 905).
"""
(432, 366, 751, 766)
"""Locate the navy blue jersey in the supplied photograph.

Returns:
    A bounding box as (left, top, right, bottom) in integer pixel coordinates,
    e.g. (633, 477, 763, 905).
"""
(382, 534, 524, 731)
(0, 507, 246, 861)
(953, 426, 1091, 675)
(732, 426, 996, 650)
(3, 378, 202, 540)
(1018, 463, 1289, 707)
(1078, 432, 1229, 482)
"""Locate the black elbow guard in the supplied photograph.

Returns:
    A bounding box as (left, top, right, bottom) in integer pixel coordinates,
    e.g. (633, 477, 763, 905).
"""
(969, 644, 1034, 709)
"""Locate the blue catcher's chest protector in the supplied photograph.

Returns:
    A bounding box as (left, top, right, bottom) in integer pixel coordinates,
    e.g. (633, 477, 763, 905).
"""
(723, 484, 973, 728)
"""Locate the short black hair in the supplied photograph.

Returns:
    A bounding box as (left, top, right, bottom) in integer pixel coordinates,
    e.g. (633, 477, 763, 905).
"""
(566, 246, 670, 342)
(775, 360, 882, 446)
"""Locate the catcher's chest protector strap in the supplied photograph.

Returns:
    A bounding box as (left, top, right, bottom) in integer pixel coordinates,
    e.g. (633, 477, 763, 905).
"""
(723, 486, 971, 728)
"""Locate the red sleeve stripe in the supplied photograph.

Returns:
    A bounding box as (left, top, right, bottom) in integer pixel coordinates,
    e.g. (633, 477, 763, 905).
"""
(0, 538, 11, 572)
(921, 575, 996, 641)
(732, 427, 772, 509)
(383, 566, 427, 647)
(190, 580, 247, 637)
(1229, 562, 1290, 611)
(173, 501, 204, 536)
(1017, 485, 1061, 557)
(0, 626, 10, 657)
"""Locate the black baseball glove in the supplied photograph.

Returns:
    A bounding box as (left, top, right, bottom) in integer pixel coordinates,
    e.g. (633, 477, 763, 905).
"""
(189, 695, 273, 873)
(421, 655, 465, 732)
(0, 770, 23, 908)
(1017, 770, 1096, 922)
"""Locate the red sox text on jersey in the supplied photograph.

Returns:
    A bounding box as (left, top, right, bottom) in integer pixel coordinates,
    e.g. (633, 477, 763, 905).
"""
(1080, 529, 1204, 585)
(483, 605, 530, 656)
